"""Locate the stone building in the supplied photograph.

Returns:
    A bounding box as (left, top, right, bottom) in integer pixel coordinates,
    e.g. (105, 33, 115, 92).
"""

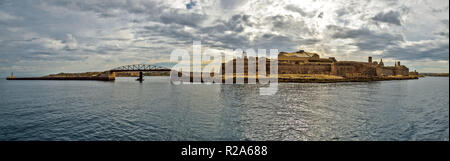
(278, 50, 336, 74)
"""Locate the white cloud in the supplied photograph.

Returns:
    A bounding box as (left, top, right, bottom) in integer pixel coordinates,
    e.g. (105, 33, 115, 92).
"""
(39, 38, 66, 50)
(64, 34, 78, 50)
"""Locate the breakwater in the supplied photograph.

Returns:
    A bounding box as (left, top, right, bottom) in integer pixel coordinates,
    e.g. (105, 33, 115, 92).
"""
(6, 71, 115, 81)
(6, 77, 114, 81)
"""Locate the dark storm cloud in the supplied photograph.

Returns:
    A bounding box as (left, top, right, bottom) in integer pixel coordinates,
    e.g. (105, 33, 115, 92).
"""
(190, 14, 257, 49)
(328, 24, 448, 61)
(372, 10, 402, 26)
(328, 25, 404, 51)
(141, 24, 195, 44)
(384, 40, 449, 61)
(143, 12, 298, 51)
(269, 15, 295, 29)
(200, 14, 252, 34)
(160, 10, 207, 27)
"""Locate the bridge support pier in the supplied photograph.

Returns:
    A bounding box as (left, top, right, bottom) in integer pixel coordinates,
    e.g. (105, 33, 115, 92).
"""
(137, 71, 144, 82)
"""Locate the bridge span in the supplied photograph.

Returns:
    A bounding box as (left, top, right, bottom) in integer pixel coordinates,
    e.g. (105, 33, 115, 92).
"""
(108, 64, 171, 82)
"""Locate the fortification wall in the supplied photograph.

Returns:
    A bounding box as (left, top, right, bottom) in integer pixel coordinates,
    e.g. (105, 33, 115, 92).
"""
(331, 62, 377, 78)
(394, 66, 409, 76)
(376, 66, 409, 76)
(278, 63, 331, 74)
(376, 67, 394, 76)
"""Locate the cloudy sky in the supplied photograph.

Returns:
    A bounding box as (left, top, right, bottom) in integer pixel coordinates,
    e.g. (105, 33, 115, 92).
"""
(0, 0, 448, 76)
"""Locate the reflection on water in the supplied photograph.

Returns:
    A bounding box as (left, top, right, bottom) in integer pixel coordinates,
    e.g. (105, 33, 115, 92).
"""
(0, 77, 448, 141)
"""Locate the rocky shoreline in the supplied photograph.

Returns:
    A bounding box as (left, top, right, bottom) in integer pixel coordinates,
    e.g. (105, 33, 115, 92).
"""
(179, 74, 420, 83)
(277, 76, 419, 83)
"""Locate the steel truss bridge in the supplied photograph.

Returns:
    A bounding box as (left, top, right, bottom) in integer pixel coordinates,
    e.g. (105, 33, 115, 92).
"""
(108, 64, 171, 82)
(109, 64, 171, 72)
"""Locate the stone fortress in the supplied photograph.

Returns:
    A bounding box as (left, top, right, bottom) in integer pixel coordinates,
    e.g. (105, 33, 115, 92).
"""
(221, 50, 418, 82)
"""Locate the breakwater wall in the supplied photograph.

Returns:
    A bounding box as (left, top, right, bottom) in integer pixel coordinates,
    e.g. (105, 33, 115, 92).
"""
(6, 77, 114, 81)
